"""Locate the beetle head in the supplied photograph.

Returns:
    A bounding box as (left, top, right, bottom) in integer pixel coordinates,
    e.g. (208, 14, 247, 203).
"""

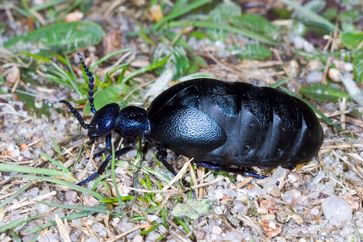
(87, 103, 120, 141)
(115, 106, 150, 137)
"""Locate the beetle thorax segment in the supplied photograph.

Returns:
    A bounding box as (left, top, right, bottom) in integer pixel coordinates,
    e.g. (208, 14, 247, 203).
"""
(115, 106, 150, 137)
(87, 103, 120, 139)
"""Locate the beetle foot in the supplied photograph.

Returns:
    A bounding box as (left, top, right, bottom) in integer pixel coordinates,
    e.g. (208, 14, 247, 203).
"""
(194, 161, 267, 179)
(241, 169, 267, 179)
(77, 172, 100, 186)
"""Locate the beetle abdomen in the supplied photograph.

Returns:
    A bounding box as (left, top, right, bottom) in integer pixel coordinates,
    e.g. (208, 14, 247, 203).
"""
(147, 79, 323, 168)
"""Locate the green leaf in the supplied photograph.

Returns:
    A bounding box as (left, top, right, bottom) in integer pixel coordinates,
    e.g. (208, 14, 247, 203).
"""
(340, 32, 363, 50)
(299, 83, 350, 102)
(353, 50, 363, 83)
(4, 21, 105, 53)
(231, 14, 280, 40)
(209, 1, 241, 23)
(232, 44, 272, 60)
(168, 20, 276, 45)
(153, 44, 190, 79)
(153, 0, 211, 30)
(208, 1, 242, 40)
(281, 0, 335, 32)
(171, 46, 190, 79)
(172, 199, 211, 219)
(83, 85, 125, 115)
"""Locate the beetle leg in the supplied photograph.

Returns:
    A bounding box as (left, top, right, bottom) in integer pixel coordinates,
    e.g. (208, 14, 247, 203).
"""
(156, 147, 177, 176)
(77, 146, 134, 186)
(87, 134, 113, 160)
(195, 161, 267, 179)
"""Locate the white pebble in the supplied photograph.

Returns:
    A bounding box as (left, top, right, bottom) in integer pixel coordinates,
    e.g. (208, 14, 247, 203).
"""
(65, 191, 78, 203)
(310, 207, 320, 216)
(146, 214, 159, 222)
(133, 235, 143, 242)
(91, 222, 107, 237)
(328, 68, 341, 82)
(306, 71, 323, 83)
(308, 60, 323, 71)
(343, 63, 353, 72)
(223, 230, 244, 241)
(322, 197, 352, 226)
(212, 225, 223, 235)
(214, 189, 225, 200)
(214, 205, 224, 215)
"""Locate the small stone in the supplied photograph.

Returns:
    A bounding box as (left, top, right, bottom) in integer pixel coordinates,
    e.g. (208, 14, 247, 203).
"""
(146, 231, 160, 242)
(308, 60, 323, 71)
(133, 235, 143, 242)
(64, 11, 84, 22)
(214, 189, 224, 200)
(212, 225, 222, 235)
(306, 71, 323, 83)
(214, 205, 224, 215)
(146, 214, 159, 222)
(322, 196, 352, 226)
(223, 230, 244, 241)
(65, 191, 78, 203)
(343, 63, 353, 72)
(283, 189, 301, 204)
(35, 203, 50, 214)
(310, 207, 320, 216)
(91, 222, 107, 237)
(328, 68, 341, 82)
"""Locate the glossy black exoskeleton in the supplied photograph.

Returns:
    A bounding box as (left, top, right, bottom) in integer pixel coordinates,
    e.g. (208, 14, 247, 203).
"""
(61, 54, 324, 185)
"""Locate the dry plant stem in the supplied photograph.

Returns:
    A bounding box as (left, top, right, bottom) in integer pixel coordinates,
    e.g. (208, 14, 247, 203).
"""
(55, 215, 72, 242)
(78, 143, 96, 181)
(107, 224, 148, 242)
(339, 98, 347, 130)
(5, 191, 56, 212)
(188, 162, 198, 196)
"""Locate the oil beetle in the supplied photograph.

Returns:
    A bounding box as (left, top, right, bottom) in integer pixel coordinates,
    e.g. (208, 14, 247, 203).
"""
(60, 54, 324, 185)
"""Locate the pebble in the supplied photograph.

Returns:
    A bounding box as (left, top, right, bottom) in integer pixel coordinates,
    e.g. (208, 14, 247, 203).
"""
(214, 205, 224, 215)
(146, 214, 159, 222)
(306, 71, 323, 83)
(310, 207, 320, 216)
(223, 230, 244, 241)
(145, 231, 160, 242)
(308, 60, 323, 71)
(214, 189, 225, 200)
(133, 235, 143, 242)
(91, 222, 107, 237)
(322, 197, 352, 226)
(282, 189, 301, 204)
(212, 225, 223, 235)
(65, 191, 78, 203)
(292, 36, 315, 52)
(328, 68, 341, 82)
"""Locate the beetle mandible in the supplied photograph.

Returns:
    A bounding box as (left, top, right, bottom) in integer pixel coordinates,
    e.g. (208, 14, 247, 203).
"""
(60, 54, 324, 185)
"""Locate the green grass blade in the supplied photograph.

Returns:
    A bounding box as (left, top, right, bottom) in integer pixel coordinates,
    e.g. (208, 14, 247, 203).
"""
(28, 211, 91, 234)
(168, 20, 275, 45)
(0, 182, 33, 209)
(282, 0, 335, 32)
(18, 175, 105, 200)
(153, 0, 212, 30)
(0, 163, 74, 180)
(40, 201, 108, 213)
(0, 215, 41, 233)
(41, 153, 71, 174)
(122, 55, 170, 84)
(91, 48, 132, 69)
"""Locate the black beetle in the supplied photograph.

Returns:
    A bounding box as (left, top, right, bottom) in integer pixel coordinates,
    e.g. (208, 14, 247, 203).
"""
(60, 54, 324, 185)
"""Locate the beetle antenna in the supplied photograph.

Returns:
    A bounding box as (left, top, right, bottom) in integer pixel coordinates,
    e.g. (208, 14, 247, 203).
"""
(59, 100, 92, 129)
(77, 53, 96, 114)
